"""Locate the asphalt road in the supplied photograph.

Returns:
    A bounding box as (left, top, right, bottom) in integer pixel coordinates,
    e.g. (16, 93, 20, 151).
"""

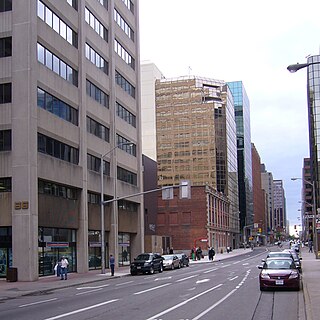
(0, 248, 305, 320)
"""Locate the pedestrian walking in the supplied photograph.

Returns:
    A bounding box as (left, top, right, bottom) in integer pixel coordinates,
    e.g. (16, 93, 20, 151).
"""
(110, 254, 115, 276)
(60, 256, 69, 280)
(208, 247, 215, 261)
(309, 240, 313, 253)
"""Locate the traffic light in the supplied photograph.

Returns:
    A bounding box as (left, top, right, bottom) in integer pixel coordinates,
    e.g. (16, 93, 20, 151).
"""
(294, 225, 297, 229)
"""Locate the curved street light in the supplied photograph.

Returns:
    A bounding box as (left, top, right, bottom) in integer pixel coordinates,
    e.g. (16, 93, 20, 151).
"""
(287, 61, 320, 73)
(100, 142, 133, 274)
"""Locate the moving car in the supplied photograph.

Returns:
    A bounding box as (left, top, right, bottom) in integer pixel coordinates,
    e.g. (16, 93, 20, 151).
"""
(130, 253, 163, 275)
(176, 253, 190, 267)
(162, 255, 181, 270)
(258, 257, 300, 291)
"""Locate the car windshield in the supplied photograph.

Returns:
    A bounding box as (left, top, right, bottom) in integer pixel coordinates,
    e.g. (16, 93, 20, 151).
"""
(265, 259, 293, 269)
(136, 254, 151, 261)
(162, 255, 174, 260)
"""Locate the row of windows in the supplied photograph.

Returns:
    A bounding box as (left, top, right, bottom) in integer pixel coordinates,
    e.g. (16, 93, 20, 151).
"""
(0, 83, 11, 104)
(116, 101, 136, 127)
(37, 88, 78, 126)
(114, 9, 134, 41)
(95, 0, 108, 9)
(39, 180, 78, 200)
(121, 0, 134, 13)
(88, 192, 101, 204)
(115, 71, 135, 98)
(114, 39, 135, 69)
(37, 43, 78, 86)
(85, 43, 108, 74)
(116, 134, 136, 156)
(0, 130, 11, 151)
(0, 177, 11, 192)
(86, 79, 109, 108)
(87, 117, 109, 142)
(38, 133, 79, 164)
(0, 0, 11, 12)
(118, 199, 137, 212)
(85, 7, 108, 42)
(117, 166, 137, 186)
(0, 37, 11, 57)
(37, 1, 78, 48)
(87, 154, 110, 175)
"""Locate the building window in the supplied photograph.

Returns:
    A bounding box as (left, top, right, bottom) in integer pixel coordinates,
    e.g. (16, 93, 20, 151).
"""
(37, 1, 78, 48)
(38, 180, 77, 200)
(66, 0, 78, 10)
(37, 88, 78, 125)
(116, 134, 136, 156)
(38, 133, 79, 164)
(95, 0, 108, 9)
(121, 0, 134, 13)
(115, 71, 135, 98)
(87, 117, 109, 142)
(117, 166, 137, 186)
(86, 79, 109, 108)
(0, 0, 12, 12)
(0, 37, 12, 57)
(0, 83, 11, 104)
(116, 101, 136, 127)
(85, 7, 108, 42)
(118, 199, 137, 212)
(114, 9, 134, 41)
(85, 43, 108, 74)
(114, 39, 135, 69)
(0, 178, 11, 192)
(88, 192, 101, 204)
(37, 43, 78, 86)
(87, 154, 110, 175)
(0, 130, 11, 151)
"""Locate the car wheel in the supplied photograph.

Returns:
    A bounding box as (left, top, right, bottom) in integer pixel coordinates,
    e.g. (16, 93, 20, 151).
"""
(260, 286, 265, 291)
(186, 263, 189, 267)
(159, 264, 163, 273)
(130, 271, 136, 276)
(149, 266, 155, 274)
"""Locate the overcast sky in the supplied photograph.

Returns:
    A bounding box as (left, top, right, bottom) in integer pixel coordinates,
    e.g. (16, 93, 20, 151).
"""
(138, 0, 320, 232)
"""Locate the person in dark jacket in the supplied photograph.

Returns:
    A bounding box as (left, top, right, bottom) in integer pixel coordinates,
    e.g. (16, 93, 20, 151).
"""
(109, 254, 115, 276)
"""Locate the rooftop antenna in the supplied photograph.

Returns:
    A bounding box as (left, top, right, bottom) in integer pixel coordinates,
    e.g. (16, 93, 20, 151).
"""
(188, 66, 192, 77)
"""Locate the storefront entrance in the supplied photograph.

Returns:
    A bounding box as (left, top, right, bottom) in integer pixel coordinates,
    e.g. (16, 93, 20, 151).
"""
(38, 227, 76, 276)
(0, 227, 12, 278)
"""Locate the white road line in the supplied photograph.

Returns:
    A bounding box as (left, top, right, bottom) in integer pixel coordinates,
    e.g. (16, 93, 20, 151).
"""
(229, 276, 238, 281)
(77, 284, 109, 290)
(19, 298, 58, 308)
(176, 274, 198, 282)
(155, 276, 172, 281)
(192, 289, 237, 320)
(116, 281, 133, 286)
(196, 279, 210, 284)
(43, 299, 119, 320)
(242, 262, 249, 265)
(76, 288, 103, 295)
(133, 283, 171, 295)
(145, 284, 223, 320)
(203, 268, 217, 274)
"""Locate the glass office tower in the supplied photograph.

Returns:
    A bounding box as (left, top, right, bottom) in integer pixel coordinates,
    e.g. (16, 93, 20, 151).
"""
(227, 81, 253, 240)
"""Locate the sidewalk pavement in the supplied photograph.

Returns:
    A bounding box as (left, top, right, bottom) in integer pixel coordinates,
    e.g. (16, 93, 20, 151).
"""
(0, 245, 318, 320)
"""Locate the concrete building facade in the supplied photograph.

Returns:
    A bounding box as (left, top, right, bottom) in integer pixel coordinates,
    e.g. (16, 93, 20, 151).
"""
(273, 180, 287, 239)
(0, 0, 143, 280)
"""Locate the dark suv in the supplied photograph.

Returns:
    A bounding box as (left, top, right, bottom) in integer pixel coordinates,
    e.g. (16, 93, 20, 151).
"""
(130, 253, 163, 275)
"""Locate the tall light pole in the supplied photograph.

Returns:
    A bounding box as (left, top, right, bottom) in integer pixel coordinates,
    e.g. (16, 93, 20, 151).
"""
(100, 142, 133, 274)
(287, 61, 320, 73)
(291, 177, 318, 258)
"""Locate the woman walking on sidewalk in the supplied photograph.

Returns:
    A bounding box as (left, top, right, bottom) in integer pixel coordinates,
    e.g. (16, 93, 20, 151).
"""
(60, 256, 69, 280)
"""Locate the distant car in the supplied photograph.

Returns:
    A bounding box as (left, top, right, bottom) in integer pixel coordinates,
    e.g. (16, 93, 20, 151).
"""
(130, 253, 163, 275)
(162, 255, 181, 270)
(283, 249, 302, 272)
(258, 257, 300, 291)
(176, 253, 190, 267)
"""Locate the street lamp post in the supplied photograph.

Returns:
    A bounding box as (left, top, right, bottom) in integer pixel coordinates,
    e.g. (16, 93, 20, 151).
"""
(291, 177, 318, 258)
(100, 142, 133, 274)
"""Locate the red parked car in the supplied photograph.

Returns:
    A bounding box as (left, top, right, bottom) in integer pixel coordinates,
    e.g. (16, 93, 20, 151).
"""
(258, 257, 300, 291)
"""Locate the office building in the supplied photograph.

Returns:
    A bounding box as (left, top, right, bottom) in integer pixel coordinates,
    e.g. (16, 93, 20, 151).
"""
(273, 180, 287, 239)
(155, 76, 240, 248)
(227, 81, 253, 240)
(0, 0, 143, 280)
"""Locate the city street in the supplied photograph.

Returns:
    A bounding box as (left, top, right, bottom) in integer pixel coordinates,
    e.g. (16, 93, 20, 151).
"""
(0, 248, 305, 320)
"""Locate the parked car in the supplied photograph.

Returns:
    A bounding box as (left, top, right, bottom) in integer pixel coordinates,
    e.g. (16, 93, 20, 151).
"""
(176, 253, 189, 267)
(162, 255, 181, 270)
(258, 257, 301, 291)
(283, 249, 302, 272)
(130, 253, 163, 275)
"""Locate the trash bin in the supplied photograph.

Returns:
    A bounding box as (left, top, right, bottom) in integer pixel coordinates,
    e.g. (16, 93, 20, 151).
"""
(7, 267, 18, 282)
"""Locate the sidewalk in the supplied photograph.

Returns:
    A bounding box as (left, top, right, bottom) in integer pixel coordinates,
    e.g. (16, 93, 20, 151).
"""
(300, 246, 320, 320)
(0, 248, 252, 301)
